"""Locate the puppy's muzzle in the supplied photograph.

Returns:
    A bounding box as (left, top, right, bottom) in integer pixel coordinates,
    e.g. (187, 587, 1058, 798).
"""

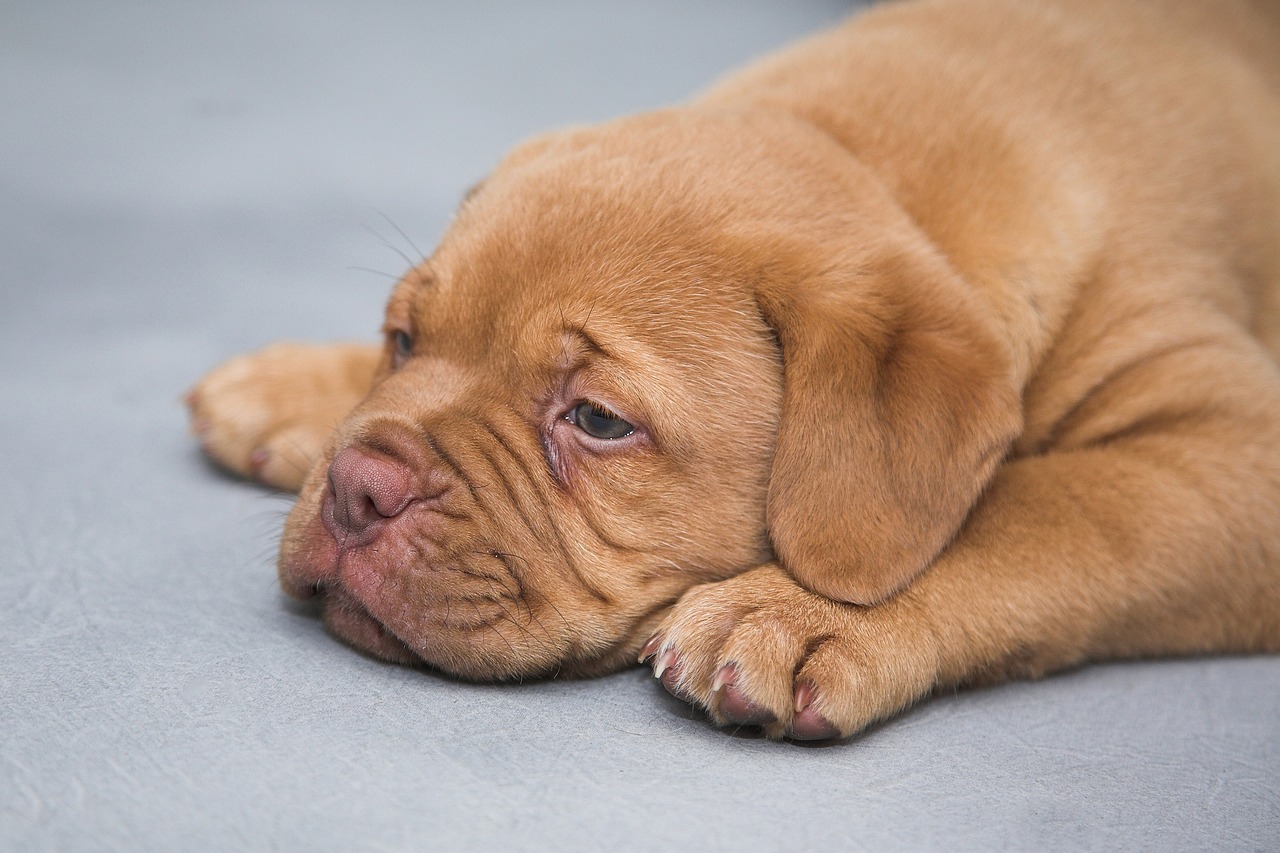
(280, 432, 454, 604)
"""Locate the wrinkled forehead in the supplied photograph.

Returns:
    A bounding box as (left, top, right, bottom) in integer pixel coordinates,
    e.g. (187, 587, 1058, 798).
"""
(388, 265, 751, 407)
(393, 175, 758, 372)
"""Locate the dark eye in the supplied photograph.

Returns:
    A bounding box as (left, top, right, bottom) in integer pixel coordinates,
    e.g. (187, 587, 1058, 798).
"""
(569, 401, 634, 440)
(391, 330, 412, 367)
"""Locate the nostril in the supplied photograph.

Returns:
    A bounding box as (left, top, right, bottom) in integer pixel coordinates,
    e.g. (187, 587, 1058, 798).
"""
(325, 446, 416, 543)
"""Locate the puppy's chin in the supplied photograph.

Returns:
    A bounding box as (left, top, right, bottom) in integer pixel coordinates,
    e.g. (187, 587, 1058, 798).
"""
(320, 587, 424, 667)
(315, 578, 626, 683)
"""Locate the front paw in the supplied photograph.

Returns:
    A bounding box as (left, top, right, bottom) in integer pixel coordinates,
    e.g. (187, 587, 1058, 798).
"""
(186, 342, 374, 492)
(642, 564, 940, 740)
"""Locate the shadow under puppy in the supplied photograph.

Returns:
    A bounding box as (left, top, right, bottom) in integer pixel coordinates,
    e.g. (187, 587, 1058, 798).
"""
(188, 0, 1280, 740)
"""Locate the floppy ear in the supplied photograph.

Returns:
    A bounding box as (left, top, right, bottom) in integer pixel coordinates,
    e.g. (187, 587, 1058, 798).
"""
(756, 246, 1021, 605)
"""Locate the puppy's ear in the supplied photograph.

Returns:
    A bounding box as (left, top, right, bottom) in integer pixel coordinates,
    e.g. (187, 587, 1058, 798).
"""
(757, 246, 1020, 605)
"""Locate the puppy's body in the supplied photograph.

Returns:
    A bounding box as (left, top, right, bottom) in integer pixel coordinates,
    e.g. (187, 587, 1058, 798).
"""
(190, 0, 1280, 739)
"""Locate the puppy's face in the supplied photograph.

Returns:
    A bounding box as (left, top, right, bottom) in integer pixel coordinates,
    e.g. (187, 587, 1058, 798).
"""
(279, 114, 799, 679)
(278, 111, 1019, 679)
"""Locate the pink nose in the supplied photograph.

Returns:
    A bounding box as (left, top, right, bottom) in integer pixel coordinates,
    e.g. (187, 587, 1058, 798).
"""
(323, 446, 414, 546)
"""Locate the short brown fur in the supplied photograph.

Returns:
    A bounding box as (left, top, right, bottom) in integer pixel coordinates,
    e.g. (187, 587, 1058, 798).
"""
(189, 0, 1280, 739)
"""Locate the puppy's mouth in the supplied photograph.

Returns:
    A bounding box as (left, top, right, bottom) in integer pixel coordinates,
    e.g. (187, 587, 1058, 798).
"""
(317, 585, 424, 667)
(280, 483, 551, 678)
(278, 489, 427, 668)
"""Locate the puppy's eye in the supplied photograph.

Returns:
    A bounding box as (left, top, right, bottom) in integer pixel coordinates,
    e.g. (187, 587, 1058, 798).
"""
(570, 401, 634, 440)
(391, 330, 412, 368)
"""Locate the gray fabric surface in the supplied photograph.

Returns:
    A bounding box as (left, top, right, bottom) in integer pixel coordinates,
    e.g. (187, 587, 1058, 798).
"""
(3, 1, 1277, 849)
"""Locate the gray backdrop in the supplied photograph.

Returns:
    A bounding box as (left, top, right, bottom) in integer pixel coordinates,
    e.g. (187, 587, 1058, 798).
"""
(3, 1, 1277, 849)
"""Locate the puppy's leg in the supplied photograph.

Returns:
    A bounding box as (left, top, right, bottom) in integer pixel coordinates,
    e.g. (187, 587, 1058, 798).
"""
(648, 335, 1280, 739)
(187, 343, 380, 491)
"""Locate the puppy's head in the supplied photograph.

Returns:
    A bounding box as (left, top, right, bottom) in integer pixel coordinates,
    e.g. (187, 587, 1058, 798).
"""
(278, 109, 1019, 679)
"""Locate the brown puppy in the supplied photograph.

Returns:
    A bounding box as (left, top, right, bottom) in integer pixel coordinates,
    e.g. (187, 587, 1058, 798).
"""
(189, 0, 1280, 740)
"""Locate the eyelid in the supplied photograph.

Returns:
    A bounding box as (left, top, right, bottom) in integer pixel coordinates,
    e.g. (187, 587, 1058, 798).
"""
(386, 326, 413, 369)
(561, 369, 650, 433)
(381, 318, 410, 338)
(563, 398, 637, 442)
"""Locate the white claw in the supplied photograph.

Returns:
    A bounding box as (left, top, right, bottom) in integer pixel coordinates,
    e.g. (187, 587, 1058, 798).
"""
(653, 649, 678, 681)
(711, 664, 733, 694)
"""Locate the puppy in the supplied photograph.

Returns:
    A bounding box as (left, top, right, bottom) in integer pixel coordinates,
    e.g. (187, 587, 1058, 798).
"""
(188, 0, 1280, 740)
